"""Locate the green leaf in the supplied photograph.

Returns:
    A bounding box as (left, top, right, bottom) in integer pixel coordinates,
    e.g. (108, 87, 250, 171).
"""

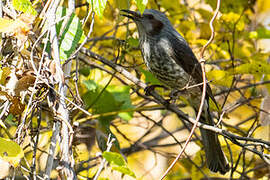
(102, 151, 126, 166)
(107, 85, 134, 121)
(89, 0, 108, 18)
(102, 152, 136, 178)
(83, 89, 117, 116)
(56, 7, 85, 62)
(112, 166, 136, 178)
(140, 68, 161, 85)
(82, 84, 121, 121)
(127, 37, 139, 48)
(136, 0, 148, 14)
(115, 0, 129, 10)
(159, 0, 181, 13)
(79, 67, 91, 77)
(12, 0, 37, 15)
(5, 114, 17, 126)
(118, 112, 132, 121)
(0, 137, 24, 167)
(197, 8, 213, 22)
(83, 80, 98, 91)
(205, 0, 255, 13)
(256, 27, 270, 39)
(79, 32, 86, 44)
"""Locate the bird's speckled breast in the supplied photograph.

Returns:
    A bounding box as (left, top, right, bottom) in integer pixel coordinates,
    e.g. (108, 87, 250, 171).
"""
(140, 37, 198, 94)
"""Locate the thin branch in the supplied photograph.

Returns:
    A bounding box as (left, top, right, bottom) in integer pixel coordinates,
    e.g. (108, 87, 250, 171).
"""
(44, 121, 60, 179)
(93, 134, 115, 180)
(215, 80, 270, 96)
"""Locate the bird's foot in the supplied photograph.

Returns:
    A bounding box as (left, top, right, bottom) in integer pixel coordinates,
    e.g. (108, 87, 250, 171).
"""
(144, 84, 167, 96)
(168, 89, 182, 103)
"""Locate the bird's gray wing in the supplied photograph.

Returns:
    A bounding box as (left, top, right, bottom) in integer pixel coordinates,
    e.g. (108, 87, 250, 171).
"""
(168, 31, 217, 105)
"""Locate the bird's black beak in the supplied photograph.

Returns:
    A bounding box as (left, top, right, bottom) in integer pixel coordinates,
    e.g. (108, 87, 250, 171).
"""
(120, 9, 141, 20)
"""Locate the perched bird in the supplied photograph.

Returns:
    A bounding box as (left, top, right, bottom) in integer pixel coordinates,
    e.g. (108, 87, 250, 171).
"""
(121, 9, 230, 174)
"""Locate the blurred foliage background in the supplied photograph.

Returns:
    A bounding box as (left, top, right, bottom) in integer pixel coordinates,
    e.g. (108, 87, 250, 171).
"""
(0, 0, 270, 179)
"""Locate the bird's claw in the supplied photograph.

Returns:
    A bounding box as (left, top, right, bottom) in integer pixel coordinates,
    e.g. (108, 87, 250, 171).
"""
(168, 89, 181, 103)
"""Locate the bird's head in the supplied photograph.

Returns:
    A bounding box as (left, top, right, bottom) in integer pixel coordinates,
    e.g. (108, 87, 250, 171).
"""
(121, 9, 171, 37)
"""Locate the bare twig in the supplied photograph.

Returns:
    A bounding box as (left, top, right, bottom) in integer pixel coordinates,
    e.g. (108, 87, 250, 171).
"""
(215, 80, 270, 96)
(30, 107, 41, 180)
(44, 121, 60, 179)
(93, 134, 116, 180)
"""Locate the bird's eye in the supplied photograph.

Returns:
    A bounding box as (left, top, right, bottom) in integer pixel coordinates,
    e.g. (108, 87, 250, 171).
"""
(145, 14, 154, 19)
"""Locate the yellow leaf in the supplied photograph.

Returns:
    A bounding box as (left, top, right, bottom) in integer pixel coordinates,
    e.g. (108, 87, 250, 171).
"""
(234, 62, 270, 75)
(0, 14, 35, 42)
(0, 137, 24, 167)
(257, 0, 270, 13)
(0, 18, 21, 33)
(221, 12, 245, 31)
(207, 70, 233, 87)
(249, 31, 258, 39)
(191, 151, 209, 178)
(0, 67, 11, 85)
(221, 12, 241, 23)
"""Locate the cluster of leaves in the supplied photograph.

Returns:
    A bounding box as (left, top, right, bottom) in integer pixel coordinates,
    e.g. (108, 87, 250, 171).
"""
(0, 0, 269, 179)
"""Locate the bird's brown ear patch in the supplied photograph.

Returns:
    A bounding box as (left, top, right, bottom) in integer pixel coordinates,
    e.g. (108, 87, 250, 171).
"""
(149, 19, 164, 35)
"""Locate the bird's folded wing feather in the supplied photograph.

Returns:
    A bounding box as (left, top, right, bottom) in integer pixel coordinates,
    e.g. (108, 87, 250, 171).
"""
(168, 31, 217, 106)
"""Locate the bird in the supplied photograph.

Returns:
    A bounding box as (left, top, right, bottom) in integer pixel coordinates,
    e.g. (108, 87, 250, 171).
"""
(121, 9, 230, 174)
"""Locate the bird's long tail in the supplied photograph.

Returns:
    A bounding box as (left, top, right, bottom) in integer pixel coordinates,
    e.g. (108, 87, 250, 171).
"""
(199, 100, 230, 174)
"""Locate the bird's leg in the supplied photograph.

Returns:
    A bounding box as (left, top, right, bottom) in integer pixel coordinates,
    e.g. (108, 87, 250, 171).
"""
(169, 89, 182, 103)
(144, 84, 168, 96)
(168, 85, 192, 103)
